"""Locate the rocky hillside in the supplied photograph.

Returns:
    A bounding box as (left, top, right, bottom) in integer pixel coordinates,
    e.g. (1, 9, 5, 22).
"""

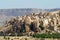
(0, 8, 60, 26)
(0, 10, 60, 36)
(0, 8, 44, 26)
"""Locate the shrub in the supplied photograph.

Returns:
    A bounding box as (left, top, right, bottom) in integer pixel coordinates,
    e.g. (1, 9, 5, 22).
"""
(32, 33, 60, 38)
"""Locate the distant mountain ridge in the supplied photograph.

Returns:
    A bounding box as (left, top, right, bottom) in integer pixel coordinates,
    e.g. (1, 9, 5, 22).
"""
(0, 8, 60, 16)
(44, 8, 60, 12)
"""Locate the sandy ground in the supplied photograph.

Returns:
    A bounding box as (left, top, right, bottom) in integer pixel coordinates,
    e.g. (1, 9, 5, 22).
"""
(0, 36, 35, 40)
(0, 36, 60, 40)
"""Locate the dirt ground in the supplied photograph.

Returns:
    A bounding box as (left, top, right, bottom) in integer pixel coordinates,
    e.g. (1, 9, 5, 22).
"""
(0, 36, 60, 40)
(0, 36, 35, 40)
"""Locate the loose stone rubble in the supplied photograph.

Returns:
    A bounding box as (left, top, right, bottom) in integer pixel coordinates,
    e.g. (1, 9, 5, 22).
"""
(0, 11, 60, 36)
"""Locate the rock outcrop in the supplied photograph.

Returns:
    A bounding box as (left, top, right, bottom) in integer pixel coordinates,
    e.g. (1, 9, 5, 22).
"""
(0, 11, 60, 36)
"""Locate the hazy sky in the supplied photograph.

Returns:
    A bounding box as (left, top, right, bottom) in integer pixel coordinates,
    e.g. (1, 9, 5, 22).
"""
(0, 0, 60, 9)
